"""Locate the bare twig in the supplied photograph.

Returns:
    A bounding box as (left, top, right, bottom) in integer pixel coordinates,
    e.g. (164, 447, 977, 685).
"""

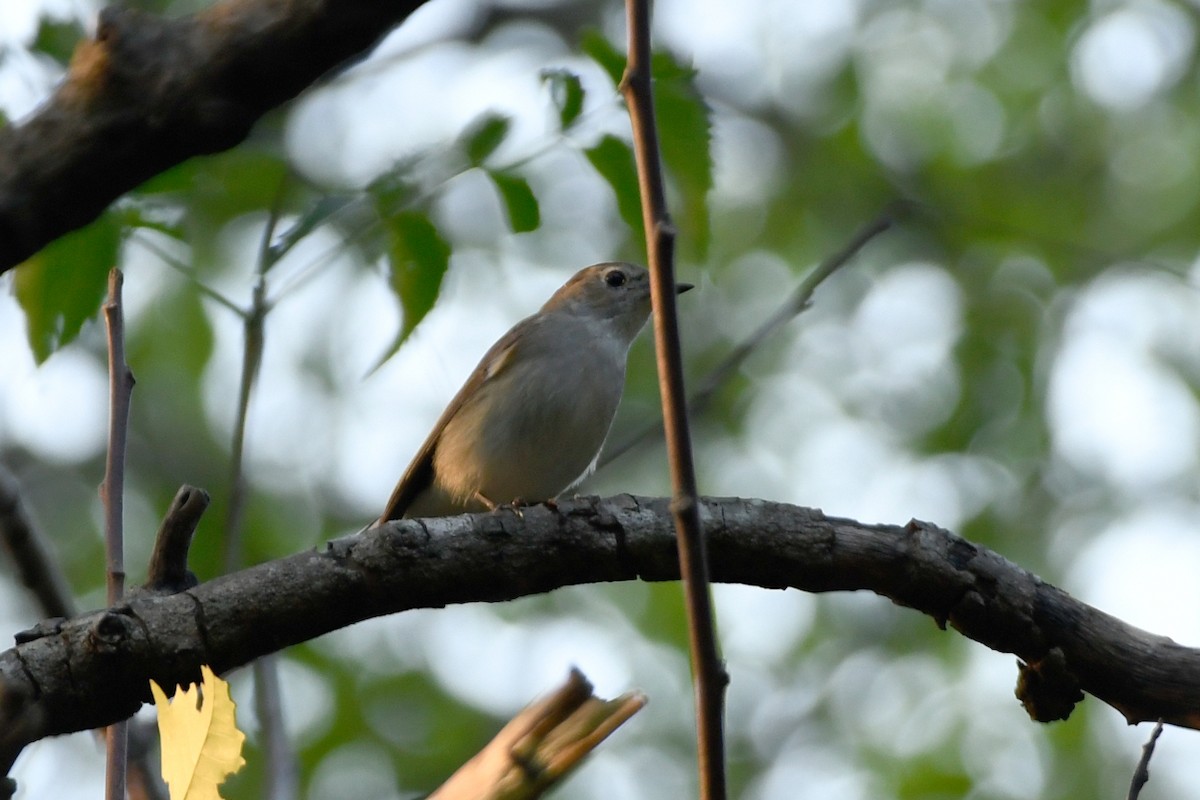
(223, 190, 300, 800)
(430, 668, 646, 800)
(0, 469, 165, 799)
(1127, 720, 1165, 800)
(618, 3, 726, 797)
(222, 189, 280, 572)
(252, 658, 300, 800)
(601, 208, 898, 467)
(130, 233, 246, 319)
(101, 268, 135, 800)
(0, 465, 76, 619)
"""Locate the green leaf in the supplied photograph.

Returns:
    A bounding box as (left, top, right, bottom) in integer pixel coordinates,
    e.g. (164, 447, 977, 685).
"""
(133, 150, 289, 225)
(14, 214, 123, 363)
(32, 16, 83, 64)
(372, 212, 451, 370)
(653, 52, 713, 257)
(462, 113, 511, 166)
(128, 287, 213, 387)
(540, 68, 586, 130)
(584, 135, 644, 248)
(487, 171, 541, 233)
(579, 33, 713, 256)
(369, 164, 419, 217)
(580, 30, 625, 87)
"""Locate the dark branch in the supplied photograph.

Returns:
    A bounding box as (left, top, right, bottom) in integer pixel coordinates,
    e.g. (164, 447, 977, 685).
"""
(0, 0, 428, 275)
(1, 495, 1198, 773)
(0, 465, 77, 620)
(145, 485, 208, 593)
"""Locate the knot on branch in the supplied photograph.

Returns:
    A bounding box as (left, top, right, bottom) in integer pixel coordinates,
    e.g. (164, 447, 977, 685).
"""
(88, 608, 136, 651)
(1015, 647, 1083, 723)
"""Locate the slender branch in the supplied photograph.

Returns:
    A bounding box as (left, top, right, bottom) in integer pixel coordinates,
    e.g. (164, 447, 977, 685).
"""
(130, 233, 245, 319)
(1127, 721, 1164, 800)
(0, 468, 166, 800)
(224, 192, 300, 800)
(252, 659, 300, 800)
(684, 209, 897, 416)
(0, 465, 77, 620)
(102, 268, 134, 616)
(600, 208, 898, 468)
(3, 495, 1200, 766)
(101, 268, 135, 800)
(618, 2, 726, 797)
(222, 192, 279, 572)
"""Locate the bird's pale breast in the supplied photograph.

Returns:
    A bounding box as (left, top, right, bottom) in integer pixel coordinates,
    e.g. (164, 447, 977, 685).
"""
(430, 313, 626, 508)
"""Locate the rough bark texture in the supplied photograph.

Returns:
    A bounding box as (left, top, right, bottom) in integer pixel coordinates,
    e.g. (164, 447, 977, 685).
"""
(0, 0, 428, 274)
(1, 494, 1197, 771)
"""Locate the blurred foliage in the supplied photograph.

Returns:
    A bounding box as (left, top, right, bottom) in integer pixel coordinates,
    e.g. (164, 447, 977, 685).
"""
(541, 67, 586, 131)
(583, 29, 715, 256)
(585, 134, 646, 249)
(31, 15, 82, 64)
(487, 171, 541, 234)
(381, 210, 452, 357)
(3, 1, 1200, 799)
(461, 113, 513, 167)
(14, 212, 123, 363)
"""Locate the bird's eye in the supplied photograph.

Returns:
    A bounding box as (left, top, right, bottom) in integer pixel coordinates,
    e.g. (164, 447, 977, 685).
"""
(605, 269, 627, 288)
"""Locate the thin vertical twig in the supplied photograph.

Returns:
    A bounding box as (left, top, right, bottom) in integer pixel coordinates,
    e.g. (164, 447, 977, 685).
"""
(0, 468, 166, 800)
(101, 268, 135, 800)
(223, 186, 300, 800)
(1127, 720, 1164, 800)
(221, 241, 271, 570)
(617, 3, 727, 798)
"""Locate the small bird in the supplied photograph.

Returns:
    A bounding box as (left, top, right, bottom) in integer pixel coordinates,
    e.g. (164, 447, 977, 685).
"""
(376, 262, 692, 524)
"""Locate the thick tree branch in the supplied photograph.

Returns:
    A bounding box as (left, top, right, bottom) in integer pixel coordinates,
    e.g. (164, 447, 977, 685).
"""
(0, 0, 428, 275)
(1, 495, 1197, 771)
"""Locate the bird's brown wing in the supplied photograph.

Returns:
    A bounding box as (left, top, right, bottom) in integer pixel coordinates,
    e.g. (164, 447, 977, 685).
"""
(375, 318, 529, 524)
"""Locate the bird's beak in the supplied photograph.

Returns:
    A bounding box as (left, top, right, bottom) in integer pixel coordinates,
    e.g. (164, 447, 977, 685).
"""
(676, 282, 695, 295)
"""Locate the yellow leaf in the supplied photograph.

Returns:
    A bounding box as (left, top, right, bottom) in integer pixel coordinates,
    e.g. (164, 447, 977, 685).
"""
(151, 665, 247, 800)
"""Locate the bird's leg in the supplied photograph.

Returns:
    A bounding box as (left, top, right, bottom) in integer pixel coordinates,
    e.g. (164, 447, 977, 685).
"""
(474, 492, 500, 511)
